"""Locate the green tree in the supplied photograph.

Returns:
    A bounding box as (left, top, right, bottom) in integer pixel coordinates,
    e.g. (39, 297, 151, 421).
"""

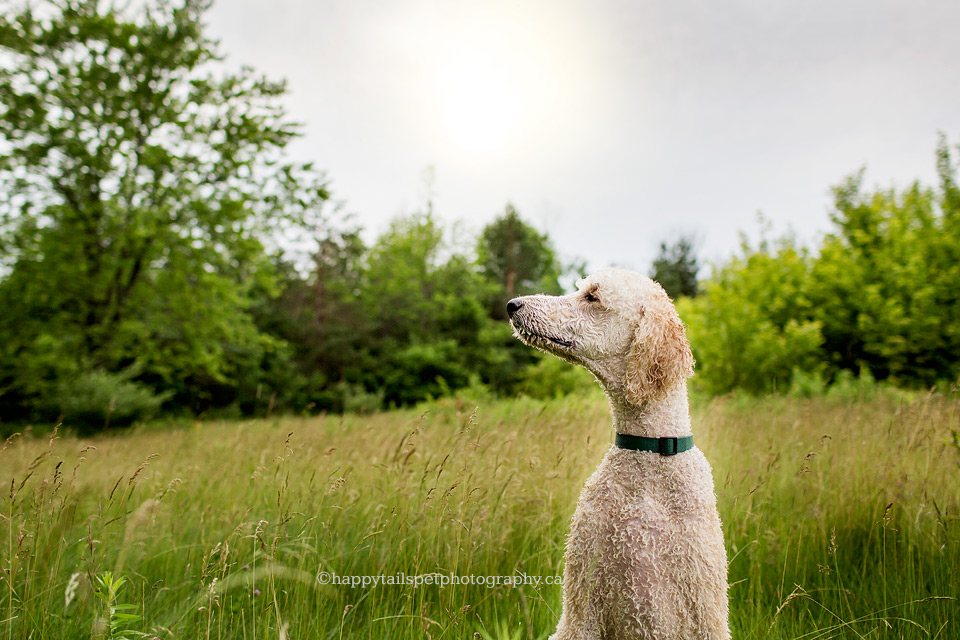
(0, 0, 331, 420)
(248, 225, 374, 412)
(678, 236, 823, 395)
(650, 236, 699, 299)
(807, 140, 960, 384)
(476, 204, 562, 319)
(358, 213, 496, 406)
(681, 136, 960, 394)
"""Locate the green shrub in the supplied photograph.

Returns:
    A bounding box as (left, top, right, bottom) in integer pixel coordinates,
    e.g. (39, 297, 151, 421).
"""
(786, 367, 828, 398)
(677, 239, 823, 395)
(518, 353, 597, 399)
(51, 367, 173, 432)
(337, 382, 385, 415)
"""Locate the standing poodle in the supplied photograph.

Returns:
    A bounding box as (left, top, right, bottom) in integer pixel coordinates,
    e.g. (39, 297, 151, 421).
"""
(508, 267, 729, 640)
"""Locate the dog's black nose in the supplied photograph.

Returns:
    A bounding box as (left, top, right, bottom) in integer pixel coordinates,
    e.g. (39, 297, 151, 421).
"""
(506, 298, 523, 316)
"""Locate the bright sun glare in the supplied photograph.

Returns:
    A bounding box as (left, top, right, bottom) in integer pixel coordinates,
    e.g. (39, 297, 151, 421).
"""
(408, 3, 602, 159)
(441, 52, 515, 152)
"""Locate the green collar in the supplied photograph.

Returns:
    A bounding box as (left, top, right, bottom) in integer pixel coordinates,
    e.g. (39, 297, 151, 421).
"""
(615, 433, 694, 456)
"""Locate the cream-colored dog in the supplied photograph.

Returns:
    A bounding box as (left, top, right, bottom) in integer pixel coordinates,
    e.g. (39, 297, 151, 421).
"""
(508, 267, 729, 640)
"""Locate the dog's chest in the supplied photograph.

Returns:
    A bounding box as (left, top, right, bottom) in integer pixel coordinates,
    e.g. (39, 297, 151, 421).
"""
(580, 448, 718, 526)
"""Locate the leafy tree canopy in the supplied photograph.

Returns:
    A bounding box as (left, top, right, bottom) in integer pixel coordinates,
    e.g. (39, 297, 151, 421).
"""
(0, 0, 332, 418)
(682, 135, 960, 394)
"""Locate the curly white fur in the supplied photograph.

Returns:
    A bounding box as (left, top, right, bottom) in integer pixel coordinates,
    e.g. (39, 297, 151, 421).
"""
(508, 267, 729, 640)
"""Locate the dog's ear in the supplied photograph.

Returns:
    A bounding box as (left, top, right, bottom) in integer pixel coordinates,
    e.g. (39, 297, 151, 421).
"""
(623, 298, 694, 405)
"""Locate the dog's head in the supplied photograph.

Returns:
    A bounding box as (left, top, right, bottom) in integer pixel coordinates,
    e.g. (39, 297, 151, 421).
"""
(507, 267, 693, 405)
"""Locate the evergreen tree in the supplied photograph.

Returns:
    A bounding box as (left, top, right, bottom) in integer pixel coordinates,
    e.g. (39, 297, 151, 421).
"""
(477, 204, 562, 319)
(650, 236, 699, 299)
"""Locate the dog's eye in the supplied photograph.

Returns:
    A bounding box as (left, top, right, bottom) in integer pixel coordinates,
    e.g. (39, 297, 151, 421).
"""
(584, 290, 599, 303)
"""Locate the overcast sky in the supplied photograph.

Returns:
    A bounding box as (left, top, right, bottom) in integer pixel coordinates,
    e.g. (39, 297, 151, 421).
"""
(205, 0, 960, 277)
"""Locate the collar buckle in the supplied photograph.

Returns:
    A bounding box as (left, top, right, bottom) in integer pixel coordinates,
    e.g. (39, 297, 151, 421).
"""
(658, 437, 679, 456)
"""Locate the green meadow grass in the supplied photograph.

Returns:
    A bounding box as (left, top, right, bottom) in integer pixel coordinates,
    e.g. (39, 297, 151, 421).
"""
(2, 389, 958, 639)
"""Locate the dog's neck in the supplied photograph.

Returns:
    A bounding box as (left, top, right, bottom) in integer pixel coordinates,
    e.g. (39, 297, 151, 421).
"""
(607, 381, 692, 438)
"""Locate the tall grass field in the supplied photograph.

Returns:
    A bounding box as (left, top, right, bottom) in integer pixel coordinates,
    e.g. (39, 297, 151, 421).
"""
(2, 389, 958, 639)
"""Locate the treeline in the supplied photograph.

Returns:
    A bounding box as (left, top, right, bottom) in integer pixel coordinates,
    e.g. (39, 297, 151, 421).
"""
(679, 136, 960, 395)
(0, 193, 586, 427)
(250, 207, 583, 413)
